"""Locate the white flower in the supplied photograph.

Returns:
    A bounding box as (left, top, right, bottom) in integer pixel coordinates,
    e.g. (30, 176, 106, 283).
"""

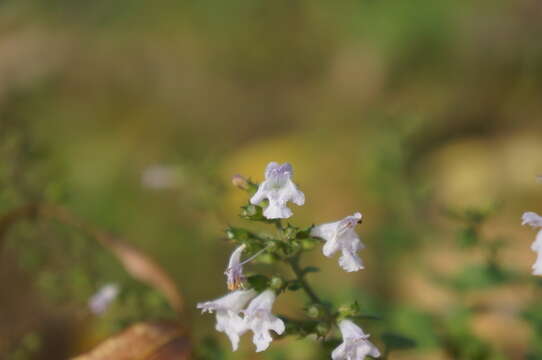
(522, 212, 542, 275)
(88, 283, 119, 314)
(225, 244, 246, 290)
(244, 290, 285, 352)
(332, 319, 380, 360)
(311, 212, 365, 272)
(141, 164, 181, 189)
(197, 290, 257, 351)
(250, 162, 305, 219)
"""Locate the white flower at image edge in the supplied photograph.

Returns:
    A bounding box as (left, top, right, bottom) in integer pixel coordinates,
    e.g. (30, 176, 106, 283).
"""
(311, 212, 365, 272)
(332, 319, 380, 360)
(244, 289, 285, 352)
(250, 162, 305, 219)
(88, 283, 119, 315)
(197, 289, 257, 351)
(522, 211, 542, 275)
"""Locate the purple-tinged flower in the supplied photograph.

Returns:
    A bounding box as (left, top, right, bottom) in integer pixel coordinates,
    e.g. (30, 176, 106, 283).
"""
(225, 244, 246, 291)
(244, 290, 285, 352)
(332, 319, 380, 360)
(250, 162, 305, 219)
(197, 290, 257, 351)
(311, 212, 365, 272)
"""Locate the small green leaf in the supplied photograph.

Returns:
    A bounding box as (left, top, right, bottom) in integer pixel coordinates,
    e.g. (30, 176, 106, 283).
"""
(287, 280, 302, 291)
(295, 225, 314, 239)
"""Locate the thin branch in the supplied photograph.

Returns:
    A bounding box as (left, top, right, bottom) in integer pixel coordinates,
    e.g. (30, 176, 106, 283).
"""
(287, 255, 322, 305)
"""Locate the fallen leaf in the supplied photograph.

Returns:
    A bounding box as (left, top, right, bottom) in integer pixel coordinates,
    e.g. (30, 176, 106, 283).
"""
(72, 321, 191, 360)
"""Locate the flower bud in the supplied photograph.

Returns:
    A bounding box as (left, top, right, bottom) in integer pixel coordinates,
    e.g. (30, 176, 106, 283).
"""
(284, 225, 298, 240)
(289, 240, 301, 254)
(306, 304, 323, 319)
(225, 227, 249, 241)
(270, 276, 285, 290)
(301, 239, 316, 250)
(232, 174, 249, 190)
(240, 204, 267, 221)
(338, 301, 360, 318)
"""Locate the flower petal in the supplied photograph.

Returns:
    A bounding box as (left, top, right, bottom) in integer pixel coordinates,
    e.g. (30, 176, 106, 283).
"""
(339, 249, 364, 272)
(264, 200, 293, 219)
(311, 221, 339, 243)
(331, 343, 347, 360)
(225, 244, 246, 290)
(522, 212, 542, 227)
(250, 180, 270, 205)
(253, 329, 273, 352)
(281, 179, 305, 206)
(244, 290, 283, 352)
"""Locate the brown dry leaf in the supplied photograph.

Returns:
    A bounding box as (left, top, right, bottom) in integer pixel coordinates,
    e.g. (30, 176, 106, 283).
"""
(98, 234, 184, 314)
(0, 204, 185, 313)
(72, 321, 191, 360)
(42, 205, 185, 314)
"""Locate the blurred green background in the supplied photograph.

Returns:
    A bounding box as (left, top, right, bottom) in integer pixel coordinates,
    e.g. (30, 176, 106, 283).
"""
(1, 0, 542, 359)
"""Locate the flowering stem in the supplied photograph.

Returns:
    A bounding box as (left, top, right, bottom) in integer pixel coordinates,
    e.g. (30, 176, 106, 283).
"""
(287, 255, 322, 305)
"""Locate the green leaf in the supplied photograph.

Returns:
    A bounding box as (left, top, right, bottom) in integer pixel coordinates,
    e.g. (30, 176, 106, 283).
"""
(246, 275, 269, 292)
(287, 280, 302, 291)
(381, 332, 417, 351)
(295, 225, 314, 239)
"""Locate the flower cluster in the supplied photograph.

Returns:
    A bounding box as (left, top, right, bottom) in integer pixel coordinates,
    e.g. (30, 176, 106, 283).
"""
(197, 289, 283, 351)
(198, 162, 380, 359)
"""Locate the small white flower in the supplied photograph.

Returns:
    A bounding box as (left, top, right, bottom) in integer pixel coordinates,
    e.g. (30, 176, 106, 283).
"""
(311, 212, 365, 272)
(522, 212, 542, 275)
(89, 283, 119, 314)
(332, 319, 380, 360)
(225, 244, 246, 290)
(141, 164, 181, 189)
(250, 162, 305, 219)
(197, 290, 257, 351)
(244, 290, 285, 352)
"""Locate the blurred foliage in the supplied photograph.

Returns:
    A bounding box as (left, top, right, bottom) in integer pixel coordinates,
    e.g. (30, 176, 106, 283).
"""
(1, 0, 542, 359)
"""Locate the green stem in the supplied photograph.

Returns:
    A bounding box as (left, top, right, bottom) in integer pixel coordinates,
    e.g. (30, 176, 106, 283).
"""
(273, 219, 284, 233)
(288, 255, 322, 305)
